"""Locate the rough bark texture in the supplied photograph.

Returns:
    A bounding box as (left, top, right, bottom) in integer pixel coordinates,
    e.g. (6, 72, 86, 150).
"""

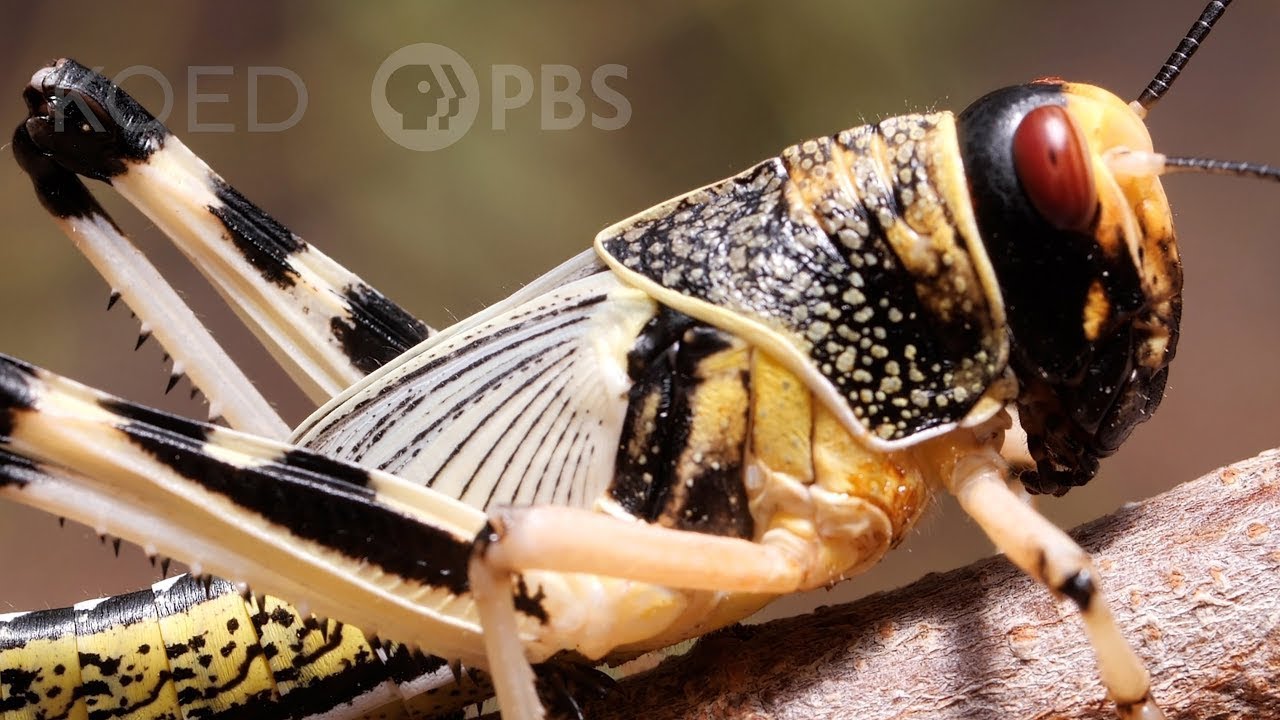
(584, 449, 1280, 720)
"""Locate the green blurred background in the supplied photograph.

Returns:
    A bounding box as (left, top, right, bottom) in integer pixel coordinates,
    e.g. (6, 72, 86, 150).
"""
(1, 1, 1277, 626)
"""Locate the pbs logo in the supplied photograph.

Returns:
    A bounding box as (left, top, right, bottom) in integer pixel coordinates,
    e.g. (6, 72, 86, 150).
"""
(371, 43, 479, 152)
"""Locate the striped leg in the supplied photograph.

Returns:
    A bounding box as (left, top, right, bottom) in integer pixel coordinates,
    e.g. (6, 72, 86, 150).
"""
(7, 60, 490, 720)
(17, 59, 431, 405)
(12, 126, 287, 438)
(0, 356, 511, 718)
(0, 354, 489, 668)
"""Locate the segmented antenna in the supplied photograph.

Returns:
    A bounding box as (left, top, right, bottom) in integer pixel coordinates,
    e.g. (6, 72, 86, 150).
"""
(1136, 0, 1233, 110)
(1163, 156, 1280, 183)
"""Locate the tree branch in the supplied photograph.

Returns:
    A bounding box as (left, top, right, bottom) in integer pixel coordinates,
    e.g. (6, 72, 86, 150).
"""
(585, 449, 1280, 719)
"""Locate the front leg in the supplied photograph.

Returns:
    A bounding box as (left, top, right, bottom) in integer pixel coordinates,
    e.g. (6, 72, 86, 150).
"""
(929, 439, 1165, 720)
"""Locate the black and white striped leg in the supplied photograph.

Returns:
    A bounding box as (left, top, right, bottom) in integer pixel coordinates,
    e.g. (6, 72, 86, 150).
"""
(12, 124, 288, 438)
(19, 59, 431, 402)
(0, 354, 489, 666)
(944, 448, 1165, 720)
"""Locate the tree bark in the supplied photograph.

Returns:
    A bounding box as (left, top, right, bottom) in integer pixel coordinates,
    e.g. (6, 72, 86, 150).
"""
(584, 449, 1280, 720)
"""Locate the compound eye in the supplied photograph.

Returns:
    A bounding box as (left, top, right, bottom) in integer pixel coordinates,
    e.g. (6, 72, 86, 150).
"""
(1012, 105, 1098, 233)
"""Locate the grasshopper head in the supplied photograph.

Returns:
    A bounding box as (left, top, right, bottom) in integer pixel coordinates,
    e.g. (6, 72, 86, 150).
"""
(957, 82, 1182, 495)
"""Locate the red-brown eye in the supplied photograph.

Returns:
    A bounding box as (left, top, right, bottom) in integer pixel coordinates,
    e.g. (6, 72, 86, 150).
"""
(1012, 105, 1098, 233)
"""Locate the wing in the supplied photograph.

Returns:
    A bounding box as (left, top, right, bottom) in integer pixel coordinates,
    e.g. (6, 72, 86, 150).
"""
(295, 253, 660, 512)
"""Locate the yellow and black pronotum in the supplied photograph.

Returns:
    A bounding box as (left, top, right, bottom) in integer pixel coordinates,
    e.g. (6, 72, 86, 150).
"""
(2, 2, 1275, 718)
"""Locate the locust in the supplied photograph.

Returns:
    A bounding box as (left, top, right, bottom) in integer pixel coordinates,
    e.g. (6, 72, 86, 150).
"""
(2, 1, 1277, 718)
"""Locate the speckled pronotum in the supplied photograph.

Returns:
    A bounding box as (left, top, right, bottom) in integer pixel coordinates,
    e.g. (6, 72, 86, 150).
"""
(3, 2, 1277, 718)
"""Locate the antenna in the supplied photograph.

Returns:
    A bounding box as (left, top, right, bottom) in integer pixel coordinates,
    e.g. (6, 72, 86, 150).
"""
(1135, 0, 1234, 113)
(1162, 156, 1280, 183)
(1106, 150, 1280, 184)
(1111, 1, 1278, 185)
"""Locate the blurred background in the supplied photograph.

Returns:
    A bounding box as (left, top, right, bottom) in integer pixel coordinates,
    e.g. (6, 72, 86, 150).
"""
(1, 1, 1277, 625)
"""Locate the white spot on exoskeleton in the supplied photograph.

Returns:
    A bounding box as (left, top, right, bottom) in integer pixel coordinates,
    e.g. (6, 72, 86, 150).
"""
(806, 321, 832, 343)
